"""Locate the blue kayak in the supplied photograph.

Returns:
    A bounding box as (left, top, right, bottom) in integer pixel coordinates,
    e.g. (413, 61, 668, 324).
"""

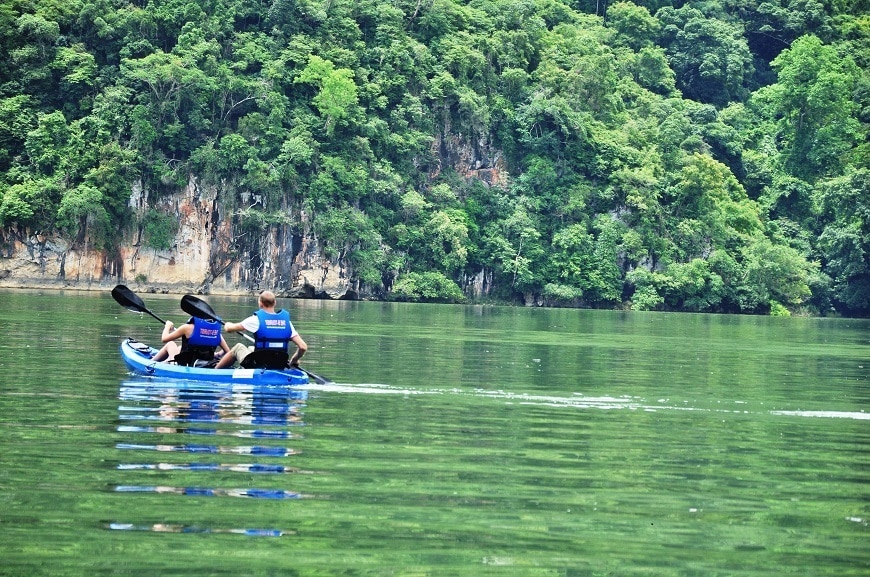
(119, 338, 308, 386)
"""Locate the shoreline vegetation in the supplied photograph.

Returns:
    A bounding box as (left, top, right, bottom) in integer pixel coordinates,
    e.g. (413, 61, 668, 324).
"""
(0, 1, 867, 317)
(0, 281, 835, 317)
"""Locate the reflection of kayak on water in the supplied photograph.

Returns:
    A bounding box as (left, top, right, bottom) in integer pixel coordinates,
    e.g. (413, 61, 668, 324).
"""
(120, 338, 309, 386)
(117, 462, 300, 473)
(115, 442, 298, 456)
(118, 378, 306, 429)
(117, 424, 297, 439)
(107, 523, 287, 537)
(114, 486, 303, 499)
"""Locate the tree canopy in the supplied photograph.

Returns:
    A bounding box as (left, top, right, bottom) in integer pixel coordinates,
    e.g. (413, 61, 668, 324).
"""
(0, 0, 867, 316)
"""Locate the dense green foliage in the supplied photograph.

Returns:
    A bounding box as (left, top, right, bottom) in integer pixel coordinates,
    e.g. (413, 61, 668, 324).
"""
(0, 0, 867, 315)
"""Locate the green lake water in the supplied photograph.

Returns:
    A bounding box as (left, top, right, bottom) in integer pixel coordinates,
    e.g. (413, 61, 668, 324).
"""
(0, 288, 867, 576)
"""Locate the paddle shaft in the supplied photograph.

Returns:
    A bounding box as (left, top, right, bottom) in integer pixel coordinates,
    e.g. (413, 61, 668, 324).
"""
(141, 309, 167, 324)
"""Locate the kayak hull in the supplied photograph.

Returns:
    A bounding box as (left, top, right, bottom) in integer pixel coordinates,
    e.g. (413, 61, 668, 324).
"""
(119, 338, 308, 386)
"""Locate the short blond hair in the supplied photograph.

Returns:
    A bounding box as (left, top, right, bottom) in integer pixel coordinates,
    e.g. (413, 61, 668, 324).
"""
(258, 290, 276, 308)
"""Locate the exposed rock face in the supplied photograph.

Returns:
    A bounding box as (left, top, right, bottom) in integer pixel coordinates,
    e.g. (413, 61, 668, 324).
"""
(431, 121, 508, 187)
(0, 175, 356, 298)
(0, 230, 114, 290)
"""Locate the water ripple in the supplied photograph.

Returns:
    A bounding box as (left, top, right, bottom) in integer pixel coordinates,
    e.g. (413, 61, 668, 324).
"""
(302, 383, 868, 420)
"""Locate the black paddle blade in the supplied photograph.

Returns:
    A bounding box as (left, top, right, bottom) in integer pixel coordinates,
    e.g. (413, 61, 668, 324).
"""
(112, 284, 146, 312)
(181, 294, 223, 324)
(111, 284, 167, 324)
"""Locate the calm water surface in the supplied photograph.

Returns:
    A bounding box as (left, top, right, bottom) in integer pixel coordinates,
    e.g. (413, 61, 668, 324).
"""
(0, 289, 866, 576)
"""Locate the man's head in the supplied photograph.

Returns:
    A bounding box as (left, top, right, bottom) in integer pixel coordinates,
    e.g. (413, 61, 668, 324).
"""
(258, 290, 276, 309)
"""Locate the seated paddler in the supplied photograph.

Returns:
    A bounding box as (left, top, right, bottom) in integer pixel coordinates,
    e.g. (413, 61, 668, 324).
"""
(214, 290, 307, 369)
(152, 315, 230, 366)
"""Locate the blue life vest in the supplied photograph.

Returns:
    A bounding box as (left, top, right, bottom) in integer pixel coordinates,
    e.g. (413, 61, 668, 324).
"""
(254, 309, 292, 351)
(183, 316, 222, 357)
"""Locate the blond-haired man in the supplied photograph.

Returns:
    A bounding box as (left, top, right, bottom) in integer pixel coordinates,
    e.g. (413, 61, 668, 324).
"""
(214, 291, 307, 369)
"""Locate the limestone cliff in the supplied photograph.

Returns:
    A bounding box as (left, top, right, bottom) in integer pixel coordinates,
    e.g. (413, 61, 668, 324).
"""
(0, 175, 355, 298)
(0, 128, 508, 299)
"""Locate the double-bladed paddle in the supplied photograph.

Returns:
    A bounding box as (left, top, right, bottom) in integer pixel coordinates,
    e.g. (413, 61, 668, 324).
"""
(111, 284, 167, 324)
(112, 285, 331, 384)
(181, 294, 333, 385)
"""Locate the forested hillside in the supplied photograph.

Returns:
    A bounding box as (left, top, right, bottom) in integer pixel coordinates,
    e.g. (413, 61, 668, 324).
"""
(0, 0, 867, 315)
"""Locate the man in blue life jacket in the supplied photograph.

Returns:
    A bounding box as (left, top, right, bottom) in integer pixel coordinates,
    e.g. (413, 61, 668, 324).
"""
(214, 290, 307, 369)
(153, 316, 231, 365)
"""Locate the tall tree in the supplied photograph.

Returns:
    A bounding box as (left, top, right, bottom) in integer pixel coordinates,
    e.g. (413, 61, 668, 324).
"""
(761, 34, 862, 180)
(657, 5, 755, 106)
